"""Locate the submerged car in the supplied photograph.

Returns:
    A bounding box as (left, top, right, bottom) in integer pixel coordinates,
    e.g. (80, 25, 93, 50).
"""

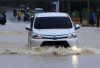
(26, 12, 80, 48)
(0, 13, 6, 25)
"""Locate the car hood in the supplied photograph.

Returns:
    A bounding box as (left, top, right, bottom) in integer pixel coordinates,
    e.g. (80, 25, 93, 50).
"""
(33, 28, 75, 35)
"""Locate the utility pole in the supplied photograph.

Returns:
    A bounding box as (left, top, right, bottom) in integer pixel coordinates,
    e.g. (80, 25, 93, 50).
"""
(53, 0, 60, 12)
(56, 1, 59, 12)
(45, 0, 47, 12)
(79, 2, 83, 25)
(87, 1, 90, 25)
(68, 0, 70, 16)
(97, 8, 99, 27)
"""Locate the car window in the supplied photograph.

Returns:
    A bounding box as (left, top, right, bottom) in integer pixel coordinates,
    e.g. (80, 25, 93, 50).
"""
(34, 17, 72, 29)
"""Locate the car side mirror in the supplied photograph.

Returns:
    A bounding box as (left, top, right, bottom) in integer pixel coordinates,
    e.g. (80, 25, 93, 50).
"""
(25, 25, 31, 31)
(75, 24, 80, 30)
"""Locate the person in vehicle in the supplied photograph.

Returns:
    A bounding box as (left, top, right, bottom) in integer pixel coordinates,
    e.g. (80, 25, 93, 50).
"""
(13, 9, 17, 17)
(23, 11, 29, 22)
(17, 11, 21, 21)
(0, 12, 6, 25)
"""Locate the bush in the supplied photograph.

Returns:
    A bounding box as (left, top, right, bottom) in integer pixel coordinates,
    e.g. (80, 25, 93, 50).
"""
(71, 9, 88, 19)
(82, 9, 88, 18)
(71, 11, 80, 17)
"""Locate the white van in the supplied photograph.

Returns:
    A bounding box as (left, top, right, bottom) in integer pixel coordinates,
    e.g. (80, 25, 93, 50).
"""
(26, 12, 80, 48)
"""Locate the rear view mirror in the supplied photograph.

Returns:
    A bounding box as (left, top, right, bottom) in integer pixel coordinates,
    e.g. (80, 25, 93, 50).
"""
(25, 25, 31, 31)
(75, 24, 80, 30)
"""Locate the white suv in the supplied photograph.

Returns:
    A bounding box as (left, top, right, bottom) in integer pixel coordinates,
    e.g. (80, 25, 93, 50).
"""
(26, 12, 80, 48)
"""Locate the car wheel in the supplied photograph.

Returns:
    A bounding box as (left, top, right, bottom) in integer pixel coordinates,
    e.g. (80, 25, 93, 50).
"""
(1, 23, 5, 25)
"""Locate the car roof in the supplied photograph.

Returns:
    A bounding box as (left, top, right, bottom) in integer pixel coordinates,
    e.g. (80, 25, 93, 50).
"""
(35, 8, 43, 10)
(36, 12, 69, 17)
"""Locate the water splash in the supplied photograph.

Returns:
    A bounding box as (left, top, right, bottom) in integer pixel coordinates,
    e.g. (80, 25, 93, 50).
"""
(0, 46, 98, 56)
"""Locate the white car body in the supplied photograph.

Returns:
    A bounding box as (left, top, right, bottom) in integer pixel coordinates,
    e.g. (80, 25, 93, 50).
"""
(34, 8, 43, 11)
(26, 12, 80, 47)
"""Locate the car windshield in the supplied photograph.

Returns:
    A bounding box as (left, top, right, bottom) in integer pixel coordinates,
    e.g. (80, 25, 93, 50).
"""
(34, 17, 72, 29)
(34, 10, 44, 13)
(19, 5, 25, 8)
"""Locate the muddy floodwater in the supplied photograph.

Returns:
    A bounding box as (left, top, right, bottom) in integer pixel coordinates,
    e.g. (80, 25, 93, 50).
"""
(0, 11, 100, 68)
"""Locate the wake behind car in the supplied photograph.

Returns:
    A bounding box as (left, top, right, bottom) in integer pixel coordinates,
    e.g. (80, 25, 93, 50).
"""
(0, 13, 6, 25)
(26, 12, 80, 48)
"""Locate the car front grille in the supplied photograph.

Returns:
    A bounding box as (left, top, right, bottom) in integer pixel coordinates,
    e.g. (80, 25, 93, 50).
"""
(42, 35, 68, 39)
(41, 41, 70, 48)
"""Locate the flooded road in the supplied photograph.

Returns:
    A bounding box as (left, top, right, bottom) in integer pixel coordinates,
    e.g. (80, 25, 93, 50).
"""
(0, 11, 100, 68)
(0, 55, 100, 68)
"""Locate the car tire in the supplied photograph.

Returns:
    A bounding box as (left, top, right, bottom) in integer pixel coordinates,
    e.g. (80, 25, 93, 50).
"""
(1, 23, 5, 25)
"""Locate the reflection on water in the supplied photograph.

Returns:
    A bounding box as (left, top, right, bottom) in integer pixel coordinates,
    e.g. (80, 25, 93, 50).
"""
(72, 55, 78, 68)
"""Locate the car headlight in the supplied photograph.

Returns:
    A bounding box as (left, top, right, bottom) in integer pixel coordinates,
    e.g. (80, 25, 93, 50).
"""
(38, 35, 42, 39)
(30, 15, 34, 18)
(32, 34, 42, 39)
(71, 46, 81, 51)
(67, 33, 77, 38)
(67, 34, 72, 38)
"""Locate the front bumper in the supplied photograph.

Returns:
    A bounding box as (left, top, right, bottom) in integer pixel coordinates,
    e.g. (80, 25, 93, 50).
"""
(30, 38, 78, 47)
